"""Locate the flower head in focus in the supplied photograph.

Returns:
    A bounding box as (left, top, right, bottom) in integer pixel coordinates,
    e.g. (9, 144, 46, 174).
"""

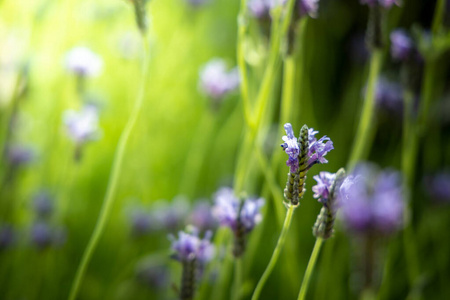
(65, 47, 103, 77)
(339, 163, 405, 235)
(199, 59, 240, 100)
(281, 123, 300, 173)
(307, 128, 334, 168)
(312, 172, 336, 204)
(170, 227, 215, 264)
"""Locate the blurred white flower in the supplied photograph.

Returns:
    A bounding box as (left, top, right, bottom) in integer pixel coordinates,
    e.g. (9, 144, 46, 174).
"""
(65, 47, 103, 77)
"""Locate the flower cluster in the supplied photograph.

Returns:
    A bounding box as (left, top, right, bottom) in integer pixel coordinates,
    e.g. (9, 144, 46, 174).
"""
(63, 104, 101, 146)
(339, 164, 405, 235)
(312, 172, 336, 204)
(65, 47, 103, 77)
(170, 227, 215, 264)
(31, 222, 66, 249)
(199, 59, 240, 100)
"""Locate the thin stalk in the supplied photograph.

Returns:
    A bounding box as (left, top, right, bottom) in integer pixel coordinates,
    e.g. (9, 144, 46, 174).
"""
(232, 258, 243, 300)
(67, 33, 150, 300)
(431, 0, 446, 36)
(297, 238, 324, 300)
(347, 50, 383, 171)
(251, 205, 295, 300)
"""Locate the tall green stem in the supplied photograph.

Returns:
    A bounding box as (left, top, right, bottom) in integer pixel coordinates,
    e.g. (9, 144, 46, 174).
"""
(67, 33, 150, 300)
(297, 238, 324, 300)
(347, 50, 383, 171)
(232, 258, 243, 300)
(251, 206, 295, 300)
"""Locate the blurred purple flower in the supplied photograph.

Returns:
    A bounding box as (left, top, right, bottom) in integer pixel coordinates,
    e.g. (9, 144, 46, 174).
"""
(63, 104, 101, 145)
(65, 47, 103, 77)
(33, 191, 54, 218)
(31, 222, 53, 249)
(339, 164, 404, 235)
(212, 187, 264, 233)
(199, 59, 240, 100)
(170, 228, 215, 263)
(248, 0, 274, 19)
(390, 29, 414, 61)
(130, 210, 153, 236)
(312, 171, 336, 203)
(0, 225, 15, 250)
(373, 77, 403, 113)
(307, 128, 334, 168)
(189, 201, 217, 231)
(6, 145, 33, 167)
(298, 0, 319, 18)
(281, 123, 300, 173)
(425, 172, 450, 203)
(360, 0, 399, 9)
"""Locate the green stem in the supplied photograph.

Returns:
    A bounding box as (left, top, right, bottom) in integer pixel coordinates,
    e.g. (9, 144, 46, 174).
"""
(431, 0, 446, 36)
(67, 33, 150, 300)
(297, 238, 324, 300)
(232, 258, 243, 300)
(347, 49, 383, 171)
(251, 205, 295, 300)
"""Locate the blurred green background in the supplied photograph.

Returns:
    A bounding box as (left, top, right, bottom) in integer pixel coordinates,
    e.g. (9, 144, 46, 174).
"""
(1, 0, 450, 299)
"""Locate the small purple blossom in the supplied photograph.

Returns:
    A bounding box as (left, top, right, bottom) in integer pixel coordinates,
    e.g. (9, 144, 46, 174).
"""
(297, 0, 319, 18)
(307, 128, 334, 167)
(373, 77, 403, 113)
(65, 47, 103, 77)
(248, 0, 274, 19)
(199, 59, 240, 100)
(360, 0, 399, 9)
(281, 123, 300, 173)
(63, 104, 101, 145)
(390, 29, 414, 61)
(312, 172, 336, 203)
(33, 191, 54, 218)
(6, 145, 33, 167)
(212, 187, 264, 233)
(170, 228, 215, 263)
(339, 164, 405, 235)
(31, 222, 53, 249)
(425, 172, 450, 203)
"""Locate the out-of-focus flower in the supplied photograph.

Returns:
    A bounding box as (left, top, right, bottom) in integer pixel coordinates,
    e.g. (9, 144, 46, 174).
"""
(135, 263, 168, 289)
(153, 196, 189, 232)
(63, 104, 101, 145)
(6, 145, 33, 167)
(130, 210, 153, 236)
(312, 172, 336, 204)
(374, 77, 403, 113)
(170, 228, 215, 264)
(199, 59, 240, 100)
(390, 29, 414, 61)
(248, 0, 274, 19)
(65, 47, 103, 77)
(425, 172, 450, 203)
(297, 0, 319, 18)
(339, 164, 404, 235)
(189, 201, 217, 231)
(360, 0, 399, 9)
(0, 225, 15, 250)
(31, 222, 53, 249)
(281, 123, 300, 173)
(33, 191, 54, 218)
(212, 187, 264, 233)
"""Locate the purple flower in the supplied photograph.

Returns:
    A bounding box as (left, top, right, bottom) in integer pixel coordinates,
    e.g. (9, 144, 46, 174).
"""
(31, 222, 53, 249)
(170, 228, 215, 263)
(199, 59, 240, 100)
(33, 191, 54, 218)
(425, 172, 450, 203)
(373, 77, 403, 113)
(212, 187, 264, 233)
(281, 123, 300, 173)
(189, 201, 217, 231)
(339, 164, 405, 235)
(6, 145, 33, 167)
(65, 47, 103, 77)
(130, 210, 153, 236)
(0, 225, 15, 250)
(297, 0, 319, 18)
(248, 0, 274, 19)
(312, 172, 336, 203)
(390, 29, 414, 61)
(307, 128, 334, 168)
(360, 0, 399, 9)
(63, 104, 101, 145)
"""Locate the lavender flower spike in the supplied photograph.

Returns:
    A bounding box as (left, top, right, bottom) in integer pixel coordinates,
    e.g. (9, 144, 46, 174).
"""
(65, 47, 103, 77)
(312, 172, 336, 204)
(281, 123, 300, 173)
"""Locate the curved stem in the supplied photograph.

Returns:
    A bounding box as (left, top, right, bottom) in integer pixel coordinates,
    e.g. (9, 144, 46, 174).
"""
(67, 33, 150, 300)
(297, 238, 324, 300)
(232, 258, 243, 300)
(251, 206, 295, 300)
(347, 49, 383, 171)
